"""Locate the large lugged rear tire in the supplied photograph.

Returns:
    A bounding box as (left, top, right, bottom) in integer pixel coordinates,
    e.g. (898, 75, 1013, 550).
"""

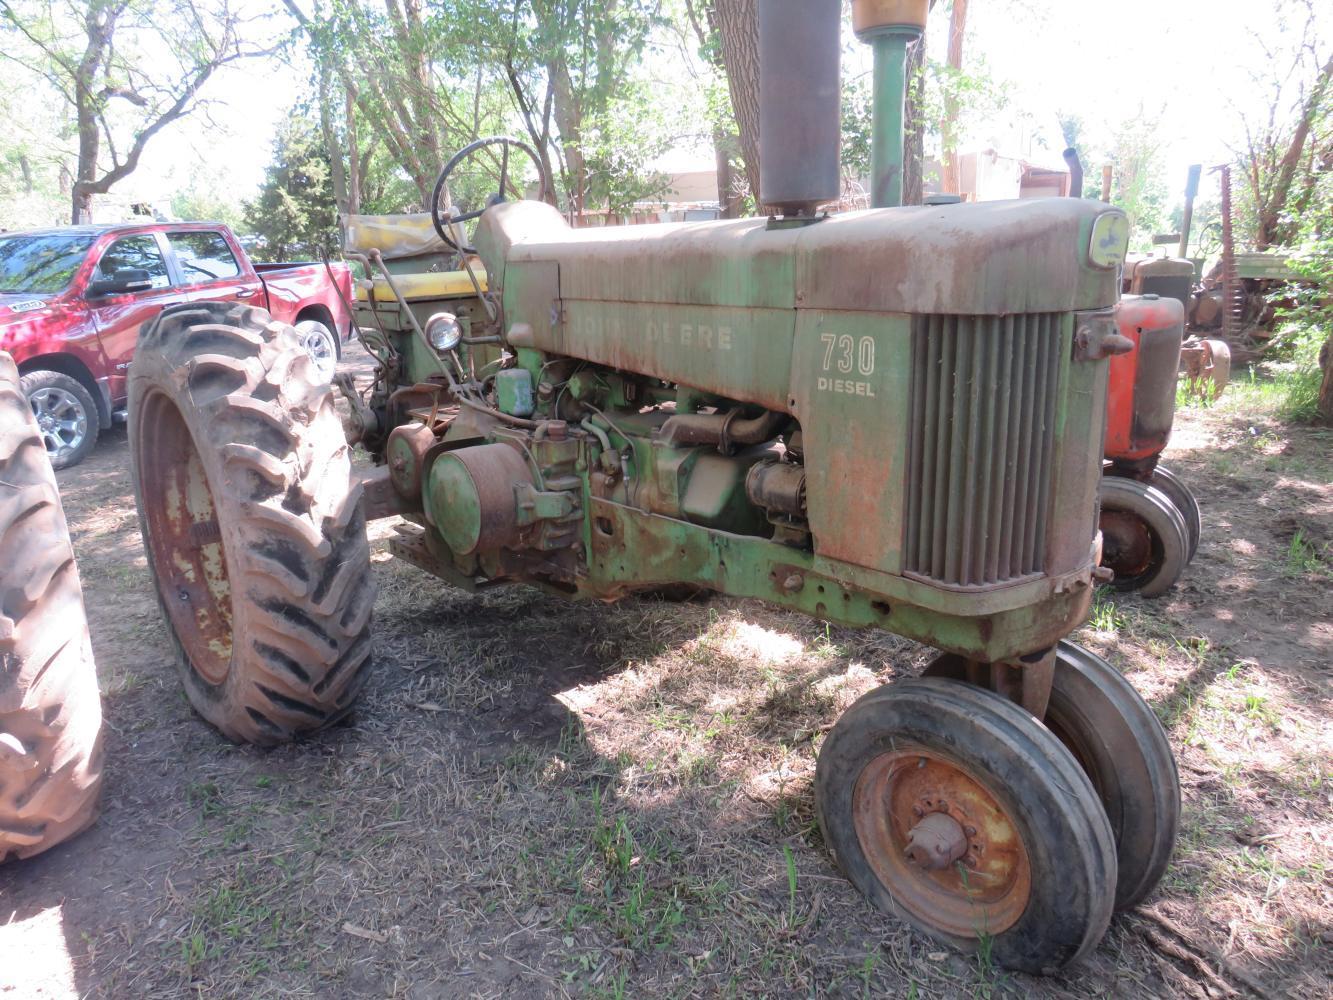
(128, 303, 375, 745)
(0, 352, 104, 862)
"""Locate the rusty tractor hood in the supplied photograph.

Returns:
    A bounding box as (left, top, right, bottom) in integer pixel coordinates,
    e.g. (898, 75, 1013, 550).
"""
(477, 198, 1123, 318)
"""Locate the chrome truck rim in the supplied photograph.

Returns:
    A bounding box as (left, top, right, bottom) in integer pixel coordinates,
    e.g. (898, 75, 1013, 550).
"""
(29, 385, 88, 462)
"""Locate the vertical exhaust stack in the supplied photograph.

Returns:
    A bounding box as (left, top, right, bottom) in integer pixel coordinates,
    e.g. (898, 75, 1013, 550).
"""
(854, 0, 928, 208)
(1179, 164, 1202, 259)
(758, 0, 842, 218)
(1063, 148, 1084, 198)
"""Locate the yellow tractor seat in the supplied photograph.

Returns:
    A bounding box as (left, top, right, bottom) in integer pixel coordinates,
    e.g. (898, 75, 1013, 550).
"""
(343, 212, 451, 259)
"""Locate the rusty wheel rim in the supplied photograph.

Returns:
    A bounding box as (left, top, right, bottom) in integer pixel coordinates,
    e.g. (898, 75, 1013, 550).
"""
(852, 747, 1032, 938)
(135, 389, 234, 685)
(1100, 509, 1154, 578)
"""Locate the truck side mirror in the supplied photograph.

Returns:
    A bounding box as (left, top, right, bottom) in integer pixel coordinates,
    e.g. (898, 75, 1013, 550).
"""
(87, 268, 154, 297)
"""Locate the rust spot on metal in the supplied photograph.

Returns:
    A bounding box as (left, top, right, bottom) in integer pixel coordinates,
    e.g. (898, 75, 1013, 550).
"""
(134, 388, 234, 686)
(852, 746, 1032, 938)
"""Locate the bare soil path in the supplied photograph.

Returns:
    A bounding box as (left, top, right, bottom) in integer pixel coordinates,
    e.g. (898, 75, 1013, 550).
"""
(2, 368, 1329, 999)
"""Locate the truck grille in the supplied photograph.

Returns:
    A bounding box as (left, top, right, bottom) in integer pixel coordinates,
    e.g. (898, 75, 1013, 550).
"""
(903, 313, 1064, 588)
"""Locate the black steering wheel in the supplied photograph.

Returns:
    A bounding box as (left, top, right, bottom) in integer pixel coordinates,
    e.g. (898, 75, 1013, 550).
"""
(430, 136, 549, 255)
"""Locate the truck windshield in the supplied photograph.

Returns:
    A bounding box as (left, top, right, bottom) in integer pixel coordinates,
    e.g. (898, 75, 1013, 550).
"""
(0, 233, 96, 294)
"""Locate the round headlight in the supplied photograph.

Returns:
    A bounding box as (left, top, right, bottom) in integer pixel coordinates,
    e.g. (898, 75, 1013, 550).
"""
(426, 312, 462, 352)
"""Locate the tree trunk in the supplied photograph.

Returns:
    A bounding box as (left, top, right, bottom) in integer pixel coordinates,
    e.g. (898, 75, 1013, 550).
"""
(901, 0, 939, 205)
(318, 65, 349, 218)
(713, 0, 761, 206)
(548, 58, 586, 215)
(346, 86, 361, 217)
(715, 132, 743, 218)
(1319, 334, 1333, 425)
(1255, 53, 1333, 249)
(940, 0, 968, 196)
(902, 37, 929, 205)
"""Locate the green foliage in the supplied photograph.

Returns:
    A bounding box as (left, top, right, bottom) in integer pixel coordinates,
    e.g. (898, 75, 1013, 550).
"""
(1106, 112, 1170, 251)
(171, 183, 244, 229)
(241, 116, 338, 263)
(0, 63, 70, 228)
(841, 75, 873, 187)
(1267, 166, 1331, 424)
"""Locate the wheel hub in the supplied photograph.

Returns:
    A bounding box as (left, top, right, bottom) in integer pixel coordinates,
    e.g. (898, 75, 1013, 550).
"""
(1100, 509, 1153, 575)
(904, 811, 968, 870)
(852, 748, 1031, 937)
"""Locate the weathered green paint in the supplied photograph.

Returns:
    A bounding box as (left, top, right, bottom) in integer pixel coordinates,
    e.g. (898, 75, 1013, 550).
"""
(367, 191, 1129, 672)
(869, 32, 911, 208)
(496, 369, 535, 416)
(428, 454, 486, 553)
(789, 310, 913, 575)
(558, 300, 797, 413)
(584, 497, 1093, 663)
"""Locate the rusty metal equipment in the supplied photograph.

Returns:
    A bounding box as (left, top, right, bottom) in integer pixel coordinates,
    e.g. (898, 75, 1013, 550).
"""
(128, 0, 1181, 975)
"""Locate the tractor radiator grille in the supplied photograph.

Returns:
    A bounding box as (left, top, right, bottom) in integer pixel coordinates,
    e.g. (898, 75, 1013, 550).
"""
(903, 313, 1064, 588)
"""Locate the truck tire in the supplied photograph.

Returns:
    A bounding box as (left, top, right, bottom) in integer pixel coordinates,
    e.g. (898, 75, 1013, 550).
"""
(295, 319, 340, 383)
(128, 303, 375, 745)
(20, 369, 100, 471)
(0, 352, 104, 862)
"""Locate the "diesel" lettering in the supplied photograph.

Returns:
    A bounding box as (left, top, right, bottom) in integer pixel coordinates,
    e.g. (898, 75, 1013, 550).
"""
(817, 377, 876, 397)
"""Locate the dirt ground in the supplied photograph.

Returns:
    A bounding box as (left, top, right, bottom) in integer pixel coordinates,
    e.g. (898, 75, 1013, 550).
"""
(1, 355, 1329, 999)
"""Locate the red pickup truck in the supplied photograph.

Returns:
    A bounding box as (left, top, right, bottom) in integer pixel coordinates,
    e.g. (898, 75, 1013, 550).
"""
(0, 222, 353, 469)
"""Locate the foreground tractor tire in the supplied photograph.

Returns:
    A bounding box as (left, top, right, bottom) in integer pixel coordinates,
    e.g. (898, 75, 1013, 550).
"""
(128, 303, 375, 746)
(1099, 476, 1190, 597)
(0, 352, 103, 862)
(925, 642, 1180, 911)
(815, 678, 1116, 974)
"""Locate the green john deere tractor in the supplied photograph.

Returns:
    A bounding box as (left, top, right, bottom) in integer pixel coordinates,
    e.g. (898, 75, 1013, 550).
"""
(127, 0, 1179, 974)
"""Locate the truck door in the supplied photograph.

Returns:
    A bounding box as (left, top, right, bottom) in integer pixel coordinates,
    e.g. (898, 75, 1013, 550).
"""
(87, 232, 178, 405)
(168, 230, 260, 307)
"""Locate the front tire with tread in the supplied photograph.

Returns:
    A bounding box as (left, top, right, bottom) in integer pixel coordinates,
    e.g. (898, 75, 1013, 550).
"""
(815, 678, 1117, 974)
(129, 303, 375, 745)
(0, 352, 104, 862)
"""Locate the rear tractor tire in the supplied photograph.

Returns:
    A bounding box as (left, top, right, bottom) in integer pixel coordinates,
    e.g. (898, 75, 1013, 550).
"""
(0, 352, 104, 862)
(815, 678, 1117, 974)
(1098, 476, 1190, 597)
(128, 303, 376, 746)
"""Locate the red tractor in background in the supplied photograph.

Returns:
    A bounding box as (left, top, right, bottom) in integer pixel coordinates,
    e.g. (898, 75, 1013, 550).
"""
(1062, 151, 1201, 598)
(1099, 294, 1199, 597)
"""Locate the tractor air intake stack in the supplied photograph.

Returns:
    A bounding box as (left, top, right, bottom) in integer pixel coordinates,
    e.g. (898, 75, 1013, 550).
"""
(853, 0, 928, 208)
(757, 0, 841, 217)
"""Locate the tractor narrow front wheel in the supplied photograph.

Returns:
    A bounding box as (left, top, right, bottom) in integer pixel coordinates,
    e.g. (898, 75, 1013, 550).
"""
(1099, 476, 1189, 597)
(815, 678, 1116, 974)
(128, 303, 376, 745)
(1150, 466, 1200, 563)
(924, 641, 1180, 911)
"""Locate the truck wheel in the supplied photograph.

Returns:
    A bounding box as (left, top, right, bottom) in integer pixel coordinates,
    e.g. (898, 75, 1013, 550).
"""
(20, 370, 99, 471)
(1098, 477, 1189, 597)
(1149, 466, 1200, 563)
(0, 352, 104, 862)
(815, 678, 1116, 975)
(295, 319, 340, 383)
(925, 641, 1180, 912)
(128, 303, 375, 745)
